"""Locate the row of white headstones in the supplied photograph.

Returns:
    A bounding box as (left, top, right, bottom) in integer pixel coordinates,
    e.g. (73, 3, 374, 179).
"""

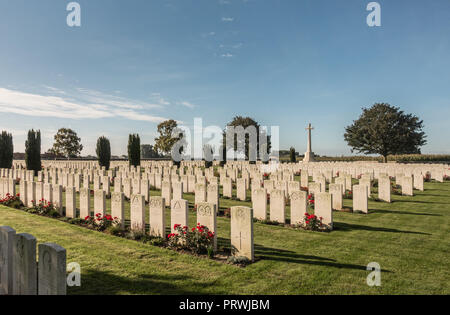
(1, 161, 448, 264)
(0, 226, 67, 295)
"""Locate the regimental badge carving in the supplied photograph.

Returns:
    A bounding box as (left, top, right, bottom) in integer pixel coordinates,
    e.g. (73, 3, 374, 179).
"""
(150, 198, 162, 208)
(112, 193, 122, 203)
(235, 207, 246, 219)
(198, 204, 212, 216)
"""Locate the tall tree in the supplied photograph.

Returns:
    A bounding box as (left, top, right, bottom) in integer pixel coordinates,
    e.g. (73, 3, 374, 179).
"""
(128, 134, 141, 167)
(0, 131, 14, 169)
(25, 129, 42, 174)
(344, 103, 427, 163)
(289, 147, 296, 163)
(96, 136, 111, 170)
(224, 116, 271, 161)
(154, 120, 181, 156)
(51, 128, 83, 158)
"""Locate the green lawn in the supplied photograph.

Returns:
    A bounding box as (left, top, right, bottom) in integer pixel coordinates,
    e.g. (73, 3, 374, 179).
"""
(1, 181, 449, 295)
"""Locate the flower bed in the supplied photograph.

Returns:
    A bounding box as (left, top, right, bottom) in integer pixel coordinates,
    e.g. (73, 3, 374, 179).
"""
(0, 193, 23, 209)
(1, 200, 248, 267)
(168, 223, 215, 257)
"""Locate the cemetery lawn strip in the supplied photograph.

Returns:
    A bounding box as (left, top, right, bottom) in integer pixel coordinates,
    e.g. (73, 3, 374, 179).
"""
(1, 181, 450, 294)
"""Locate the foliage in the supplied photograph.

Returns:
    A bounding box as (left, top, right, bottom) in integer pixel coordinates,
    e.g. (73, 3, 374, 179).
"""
(0, 193, 23, 209)
(167, 223, 215, 255)
(344, 190, 353, 199)
(224, 116, 271, 161)
(25, 129, 42, 174)
(227, 256, 251, 266)
(50, 128, 83, 158)
(28, 199, 60, 217)
(84, 213, 120, 232)
(140, 144, 160, 159)
(128, 134, 141, 167)
(302, 212, 325, 231)
(154, 120, 181, 156)
(289, 147, 296, 163)
(344, 103, 427, 162)
(0, 131, 13, 168)
(307, 193, 315, 211)
(96, 136, 111, 170)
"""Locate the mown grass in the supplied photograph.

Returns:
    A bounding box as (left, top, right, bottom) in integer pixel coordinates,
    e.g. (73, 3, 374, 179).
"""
(1, 181, 449, 295)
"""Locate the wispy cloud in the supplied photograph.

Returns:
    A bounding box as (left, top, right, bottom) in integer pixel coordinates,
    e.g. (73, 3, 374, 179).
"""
(178, 101, 196, 109)
(221, 53, 234, 58)
(0, 87, 168, 123)
(221, 17, 234, 22)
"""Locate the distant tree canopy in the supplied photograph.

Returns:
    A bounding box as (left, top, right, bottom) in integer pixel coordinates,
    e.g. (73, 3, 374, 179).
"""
(96, 136, 111, 170)
(25, 129, 42, 174)
(224, 116, 271, 161)
(128, 134, 141, 167)
(50, 128, 83, 158)
(0, 131, 14, 169)
(140, 144, 159, 159)
(154, 120, 181, 156)
(344, 103, 427, 163)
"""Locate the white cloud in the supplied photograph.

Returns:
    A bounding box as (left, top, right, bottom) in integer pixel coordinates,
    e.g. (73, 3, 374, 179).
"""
(222, 17, 234, 22)
(178, 101, 196, 109)
(221, 53, 234, 58)
(0, 87, 168, 123)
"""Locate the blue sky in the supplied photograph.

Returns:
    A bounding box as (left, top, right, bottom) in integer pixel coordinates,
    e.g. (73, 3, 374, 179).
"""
(0, 0, 449, 156)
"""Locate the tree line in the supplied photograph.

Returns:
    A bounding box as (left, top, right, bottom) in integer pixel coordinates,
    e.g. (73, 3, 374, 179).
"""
(0, 103, 427, 171)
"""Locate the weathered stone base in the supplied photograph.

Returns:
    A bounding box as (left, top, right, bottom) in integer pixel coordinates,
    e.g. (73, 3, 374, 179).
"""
(303, 151, 316, 162)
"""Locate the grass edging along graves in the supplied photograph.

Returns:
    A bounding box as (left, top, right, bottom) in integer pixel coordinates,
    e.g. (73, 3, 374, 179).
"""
(1, 180, 450, 295)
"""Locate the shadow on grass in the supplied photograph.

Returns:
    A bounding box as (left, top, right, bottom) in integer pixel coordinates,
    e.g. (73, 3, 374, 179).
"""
(253, 244, 392, 273)
(397, 200, 448, 205)
(68, 269, 216, 295)
(334, 222, 431, 235)
(411, 194, 450, 198)
(370, 209, 442, 217)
